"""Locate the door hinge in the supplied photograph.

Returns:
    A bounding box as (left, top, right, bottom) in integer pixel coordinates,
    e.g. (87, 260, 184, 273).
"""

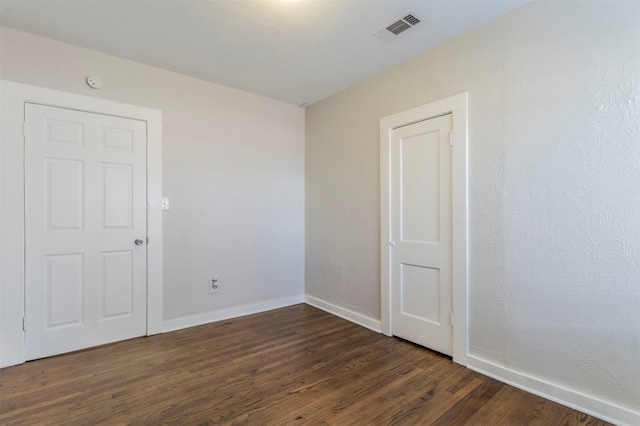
(22, 123, 26, 137)
(449, 131, 454, 146)
(450, 312, 454, 327)
(23, 317, 26, 331)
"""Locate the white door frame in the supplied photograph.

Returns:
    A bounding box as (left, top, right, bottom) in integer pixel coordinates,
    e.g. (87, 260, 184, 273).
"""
(0, 80, 163, 368)
(380, 92, 469, 366)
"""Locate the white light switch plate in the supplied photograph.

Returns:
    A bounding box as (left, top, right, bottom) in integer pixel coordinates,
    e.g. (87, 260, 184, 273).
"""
(161, 197, 169, 210)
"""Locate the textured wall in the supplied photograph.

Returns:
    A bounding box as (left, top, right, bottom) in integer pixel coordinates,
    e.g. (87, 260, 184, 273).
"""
(0, 27, 305, 321)
(306, 0, 639, 412)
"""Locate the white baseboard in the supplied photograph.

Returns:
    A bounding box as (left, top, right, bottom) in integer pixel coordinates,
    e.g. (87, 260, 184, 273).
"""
(467, 355, 639, 426)
(162, 294, 304, 333)
(304, 295, 382, 333)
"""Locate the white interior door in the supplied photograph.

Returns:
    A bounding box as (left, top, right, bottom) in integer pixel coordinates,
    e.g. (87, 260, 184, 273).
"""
(390, 113, 453, 356)
(25, 103, 148, 360)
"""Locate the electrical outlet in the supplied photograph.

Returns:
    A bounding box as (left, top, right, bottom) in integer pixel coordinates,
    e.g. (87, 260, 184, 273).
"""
(211, 279, 219, 293)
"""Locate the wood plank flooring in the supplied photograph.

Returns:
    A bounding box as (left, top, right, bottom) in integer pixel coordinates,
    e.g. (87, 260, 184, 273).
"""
(0, 304, 609, 425)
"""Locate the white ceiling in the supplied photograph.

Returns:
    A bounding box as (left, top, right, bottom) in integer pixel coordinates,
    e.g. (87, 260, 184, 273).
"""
(0, 0, 528, 106)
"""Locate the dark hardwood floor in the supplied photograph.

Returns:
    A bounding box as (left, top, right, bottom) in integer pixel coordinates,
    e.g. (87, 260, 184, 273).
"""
(0, 304, 609, 425)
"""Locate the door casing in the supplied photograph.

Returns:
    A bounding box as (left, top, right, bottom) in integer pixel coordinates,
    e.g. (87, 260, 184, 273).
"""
(380, 92, 469, 366)
(0, 80, 163, 368)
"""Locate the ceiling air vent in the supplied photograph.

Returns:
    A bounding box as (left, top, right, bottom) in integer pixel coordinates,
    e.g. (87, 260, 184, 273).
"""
(373, 11, 423, 42)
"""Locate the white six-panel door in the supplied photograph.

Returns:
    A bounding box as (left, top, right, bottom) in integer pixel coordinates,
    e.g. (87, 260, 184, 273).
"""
(24, 103, 148, 360)
(390, 114, 453, 356)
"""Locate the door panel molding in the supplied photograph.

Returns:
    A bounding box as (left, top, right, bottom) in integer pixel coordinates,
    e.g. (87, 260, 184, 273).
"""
(0, 80, 163, 368)
(380, 92, 468, 365)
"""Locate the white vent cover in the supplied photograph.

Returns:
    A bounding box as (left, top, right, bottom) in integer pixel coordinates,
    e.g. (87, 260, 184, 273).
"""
(373, 11, 423, 42)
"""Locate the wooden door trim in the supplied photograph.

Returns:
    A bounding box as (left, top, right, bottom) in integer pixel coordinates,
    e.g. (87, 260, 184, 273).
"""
(380, 92, 469, 366)
(0, 80, 163, 367)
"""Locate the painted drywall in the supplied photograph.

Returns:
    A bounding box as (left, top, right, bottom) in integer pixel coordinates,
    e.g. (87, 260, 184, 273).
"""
(0, 27, 305, 364)
(305, 0, 639, 419)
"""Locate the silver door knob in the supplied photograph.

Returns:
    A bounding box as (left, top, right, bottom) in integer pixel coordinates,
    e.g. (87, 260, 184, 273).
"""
(134, 239, 144, 245)
(389, 241, 396, 247)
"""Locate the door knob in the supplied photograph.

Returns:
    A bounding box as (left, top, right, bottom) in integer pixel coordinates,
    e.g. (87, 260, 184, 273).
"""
(389, 241, 396, 247)
(134, 239, 144, 245)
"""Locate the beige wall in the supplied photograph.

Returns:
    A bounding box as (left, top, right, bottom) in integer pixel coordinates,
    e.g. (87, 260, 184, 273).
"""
(0, 27, 305, 324)
(306, 0, 640, 418)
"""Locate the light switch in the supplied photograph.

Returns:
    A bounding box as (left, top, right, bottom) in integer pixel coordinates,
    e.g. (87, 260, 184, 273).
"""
(161, 197, 169, 210)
